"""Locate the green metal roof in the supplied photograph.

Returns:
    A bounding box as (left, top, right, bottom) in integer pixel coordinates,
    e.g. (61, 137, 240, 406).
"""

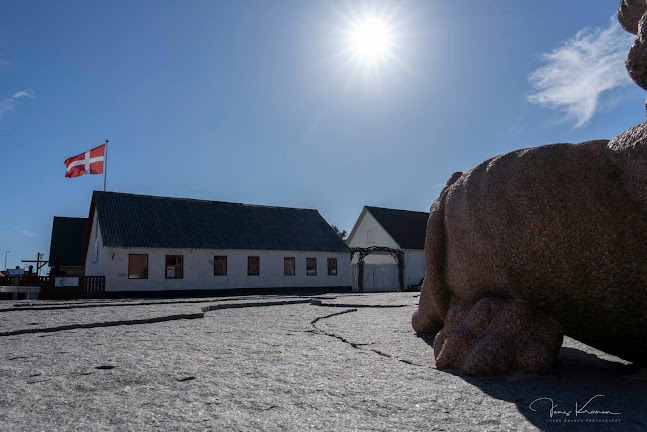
(92, 191, 350, 253)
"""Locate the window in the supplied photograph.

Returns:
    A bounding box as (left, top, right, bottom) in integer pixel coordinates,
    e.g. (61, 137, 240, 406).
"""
(367, 229, 375, 244)
(327, 258, 337, 276)
(284, 257, 295, 276)
(165, 255, 183, 279)
(248, 256, 260, 276)
(128, 254, 148, 279)
(214, 256, 227, 276)
(92, 241, 98, 263)
(306, 258, 317, 276)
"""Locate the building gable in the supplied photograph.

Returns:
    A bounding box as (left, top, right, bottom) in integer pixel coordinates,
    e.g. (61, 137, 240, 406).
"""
(348, 206, 429, 250)
(346, 207, 400, 249)
(365, 206, 429, 250)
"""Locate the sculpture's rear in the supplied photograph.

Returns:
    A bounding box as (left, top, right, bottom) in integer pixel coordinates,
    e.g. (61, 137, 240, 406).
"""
(412, 0, 647, 374)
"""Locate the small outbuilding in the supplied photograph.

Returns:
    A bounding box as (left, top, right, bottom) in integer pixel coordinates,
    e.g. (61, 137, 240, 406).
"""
(83, 191, 351, 296)
(49, 216, 89, 276)
(347, 206, 429, 291)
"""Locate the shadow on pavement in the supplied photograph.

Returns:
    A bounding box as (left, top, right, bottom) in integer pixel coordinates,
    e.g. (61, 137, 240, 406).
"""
(419, 337, 647, 431)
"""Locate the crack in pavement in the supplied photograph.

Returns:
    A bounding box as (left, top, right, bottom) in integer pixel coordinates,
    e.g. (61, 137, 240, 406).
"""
(309, 299, 411, 308)
(0, 313, 206, 337)
(0, 299, 312, 337)
(0, 300, 212, 313)
(1, 296, 317, 313)
(201, 299, 310, 312)
(310, 308, 423, 367)
(1, 297, 410, 314)
(1, 298, 416, 341)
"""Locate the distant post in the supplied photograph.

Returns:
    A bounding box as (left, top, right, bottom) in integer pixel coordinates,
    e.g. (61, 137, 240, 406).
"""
(104, 140, 109, 191)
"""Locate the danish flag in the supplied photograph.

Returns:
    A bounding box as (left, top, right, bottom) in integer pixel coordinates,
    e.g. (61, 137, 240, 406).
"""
(64, 144, 105, 178)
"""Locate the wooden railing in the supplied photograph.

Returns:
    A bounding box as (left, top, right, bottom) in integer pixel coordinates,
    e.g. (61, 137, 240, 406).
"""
(3, 275, 106, 300)
(19, 276, 50, 287)
(82, 276, 105, 299)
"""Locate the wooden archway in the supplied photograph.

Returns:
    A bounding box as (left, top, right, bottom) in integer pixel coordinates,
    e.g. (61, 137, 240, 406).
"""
(350, 246, 404, 292)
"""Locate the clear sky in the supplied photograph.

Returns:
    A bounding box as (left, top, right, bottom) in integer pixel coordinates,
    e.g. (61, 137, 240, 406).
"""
(1, 0, 645, 270)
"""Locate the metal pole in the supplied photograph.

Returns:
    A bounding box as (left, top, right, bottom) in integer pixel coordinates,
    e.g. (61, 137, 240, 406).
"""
(103, 140, 108, 192)
(4, 251, 9, 271)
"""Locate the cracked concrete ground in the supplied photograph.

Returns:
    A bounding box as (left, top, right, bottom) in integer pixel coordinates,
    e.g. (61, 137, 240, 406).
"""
(1, 293, 645, 431)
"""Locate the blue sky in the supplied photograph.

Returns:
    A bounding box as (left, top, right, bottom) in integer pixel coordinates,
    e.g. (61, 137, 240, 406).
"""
(1, 0, 645, 270)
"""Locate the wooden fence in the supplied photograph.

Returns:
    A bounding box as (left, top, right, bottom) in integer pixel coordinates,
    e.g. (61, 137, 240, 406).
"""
(351, 264, 400, 292)
(81, 276, 105, 299)
(1, 275, 105, 300)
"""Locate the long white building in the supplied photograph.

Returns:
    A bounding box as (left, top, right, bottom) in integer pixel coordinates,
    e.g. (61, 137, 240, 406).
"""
(83, 191, 351, 295)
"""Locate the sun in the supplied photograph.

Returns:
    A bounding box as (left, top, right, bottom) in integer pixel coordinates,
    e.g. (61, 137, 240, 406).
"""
(347, 16, 394, 65)
(329, 4, 409, 82)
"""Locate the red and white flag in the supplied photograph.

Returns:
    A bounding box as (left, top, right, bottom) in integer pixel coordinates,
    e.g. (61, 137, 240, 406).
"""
(64, 144, 105, 178)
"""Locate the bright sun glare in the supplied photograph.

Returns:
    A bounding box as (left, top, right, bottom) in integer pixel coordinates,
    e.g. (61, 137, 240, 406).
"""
(348, 16, 393, 64)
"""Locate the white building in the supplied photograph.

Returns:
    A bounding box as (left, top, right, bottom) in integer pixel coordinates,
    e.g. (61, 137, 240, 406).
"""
(83, 191, 351, 296)
(346, 206, 429, 291)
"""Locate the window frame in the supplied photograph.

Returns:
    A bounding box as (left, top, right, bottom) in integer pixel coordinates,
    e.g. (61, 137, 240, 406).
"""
(214, 255, 227, 276)
(248, 256, 260, 276)
(128, 254, 149, 279)
(367, 229, 375, 244)
(306, 257, 317, 276)
(327, 258, 338, 276)
(284, 257, 296, 276)
(165, 254, 184, 279)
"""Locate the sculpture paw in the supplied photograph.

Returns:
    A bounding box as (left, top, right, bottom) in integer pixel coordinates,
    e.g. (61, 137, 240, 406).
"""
(433, 297, 563, 375)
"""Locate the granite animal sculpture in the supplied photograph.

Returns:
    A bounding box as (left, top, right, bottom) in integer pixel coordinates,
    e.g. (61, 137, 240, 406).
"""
(412, 0, 647, 375)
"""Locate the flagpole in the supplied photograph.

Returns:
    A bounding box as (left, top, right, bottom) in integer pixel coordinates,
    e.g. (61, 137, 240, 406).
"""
(103, 140, 108, 192)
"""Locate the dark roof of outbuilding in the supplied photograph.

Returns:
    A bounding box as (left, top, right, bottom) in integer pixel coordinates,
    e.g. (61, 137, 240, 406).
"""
(365, 206, 429, 250)
(89, 191, 350, 253)
(49, 217, 88, 267)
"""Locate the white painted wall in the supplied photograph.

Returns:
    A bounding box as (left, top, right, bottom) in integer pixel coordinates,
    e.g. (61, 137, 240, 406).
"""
(403, 249, 425, 287)
(347, 211, 399, 265)
(94, 247, 351, 292)
(84, 211, 105, 276)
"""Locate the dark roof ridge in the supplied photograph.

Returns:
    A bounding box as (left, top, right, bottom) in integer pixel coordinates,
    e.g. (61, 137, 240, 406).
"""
(365, 205, 429, 215)
(93, 190, 317, 212)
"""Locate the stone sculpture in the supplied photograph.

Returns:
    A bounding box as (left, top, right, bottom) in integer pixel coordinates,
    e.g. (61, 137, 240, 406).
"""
(412, 0, 647, 375)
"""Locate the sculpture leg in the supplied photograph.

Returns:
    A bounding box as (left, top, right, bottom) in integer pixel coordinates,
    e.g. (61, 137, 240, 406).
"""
(433, 297, 564, 375)
(411, 276, 444, 334)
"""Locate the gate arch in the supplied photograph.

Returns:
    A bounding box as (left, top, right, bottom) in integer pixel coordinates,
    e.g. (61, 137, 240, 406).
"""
(350, 246, 404, 292)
